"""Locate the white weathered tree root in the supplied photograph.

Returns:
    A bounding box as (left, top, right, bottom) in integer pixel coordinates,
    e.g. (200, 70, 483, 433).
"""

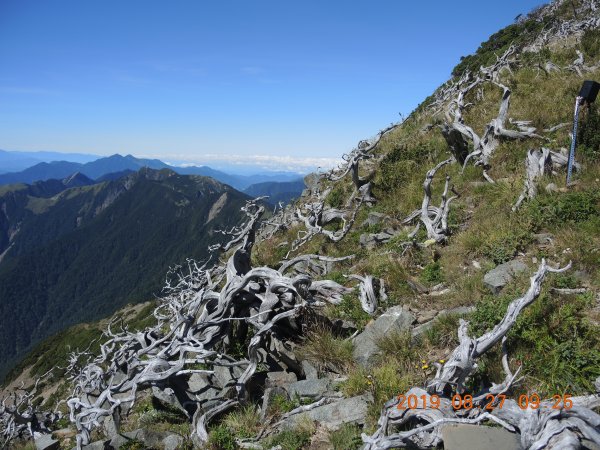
(363, 260, 600, 450)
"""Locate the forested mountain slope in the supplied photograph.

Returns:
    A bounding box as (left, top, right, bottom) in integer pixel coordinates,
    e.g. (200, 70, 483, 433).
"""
(0, 168, 250, 379)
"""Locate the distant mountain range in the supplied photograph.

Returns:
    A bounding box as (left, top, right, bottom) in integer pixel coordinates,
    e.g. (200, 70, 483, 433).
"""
(0, 168, 251, 379)
(244, 179, 306, 206)
(0, 149, 100, 173)
(0, 152, 303, 191)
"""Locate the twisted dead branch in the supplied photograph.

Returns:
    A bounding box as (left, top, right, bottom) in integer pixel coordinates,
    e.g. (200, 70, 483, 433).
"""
(512, 147, 579, 211)
(363, 260, 600, 450)
(402, 158, 458, 245)
(0, 371, 60, 448)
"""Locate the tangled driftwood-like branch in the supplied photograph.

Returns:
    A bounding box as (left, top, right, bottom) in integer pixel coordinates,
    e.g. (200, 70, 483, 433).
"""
(326, 122, 401, 206)
(290, 195, 365, 255)
(348, 275, 388, 315)
(512, 147, 580, 210)
(55, 197, 358, 449)
(402, 158, 458, 245)
(438, 46, 544, 182)
(363, 260, 600, 450)
(0, 371, 60, 448)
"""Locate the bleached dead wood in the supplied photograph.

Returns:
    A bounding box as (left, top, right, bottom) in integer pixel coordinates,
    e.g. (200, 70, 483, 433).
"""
(348, 275, 388, 315)
(512, 147, 580, 210)
(50, 197, 358, 449)
(326, 122, 401, 206)
(363, 260, 600, 450)
(402, 158, 458, 245)
(0, 371, 61, 448)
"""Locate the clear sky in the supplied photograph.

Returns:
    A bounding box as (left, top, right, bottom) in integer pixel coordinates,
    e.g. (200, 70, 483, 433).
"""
(0, 0, 545, 172)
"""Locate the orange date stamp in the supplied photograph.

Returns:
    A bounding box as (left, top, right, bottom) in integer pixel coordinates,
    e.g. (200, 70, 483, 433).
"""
(396, 393, 574, 411)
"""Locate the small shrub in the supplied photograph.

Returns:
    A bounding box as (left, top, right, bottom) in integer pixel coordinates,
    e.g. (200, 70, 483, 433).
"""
(526, 190, 600, 226)
(581, 27, 600, 60)
(334, 293, 371, 329)
(262, 418, 315, 450)
(481, 228, 531, 265)
(222, 405, 261, 439)
(329, 423, 362, 450)
(296, 326, 354, 373)
(119, 439, 148, 450)
(578, 104, 600, 161)
(325, 185, 346, 208)
(420, 261, 444, 285)
(208, 425, 238, 450)
(267, 393, 298, 417)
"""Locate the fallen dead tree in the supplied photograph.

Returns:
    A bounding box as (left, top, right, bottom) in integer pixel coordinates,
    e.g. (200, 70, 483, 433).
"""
(363, 259, 600, 450)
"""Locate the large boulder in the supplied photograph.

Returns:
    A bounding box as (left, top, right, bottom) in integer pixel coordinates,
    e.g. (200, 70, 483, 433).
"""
(353, 306, 415, 367)
(284, 379, 329, 399)
(279, 395, 372, 431)
(34, 433, 59, 450)
(109, 428, 183, 450)
(483, 260, 528, 294)
(442, 424, 522, 450)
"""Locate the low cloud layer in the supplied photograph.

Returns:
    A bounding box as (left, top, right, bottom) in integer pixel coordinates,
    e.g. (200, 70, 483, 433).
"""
(159, 153, 342, 173)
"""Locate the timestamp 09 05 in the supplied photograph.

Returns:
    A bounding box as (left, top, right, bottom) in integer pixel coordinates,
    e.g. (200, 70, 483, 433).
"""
(396, 393, 574, 411)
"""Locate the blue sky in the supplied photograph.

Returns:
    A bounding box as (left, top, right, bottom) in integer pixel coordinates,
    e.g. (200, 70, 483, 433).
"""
(0, 0, 544, 172)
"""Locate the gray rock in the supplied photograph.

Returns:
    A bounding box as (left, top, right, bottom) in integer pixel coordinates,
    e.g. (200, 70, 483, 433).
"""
(483, 260, 528, 294)
(266, 371, 298, 388)
(34, 433, 60, 450)
(280, 395, 371, 431)
(359, 229, 397, 249)
(533, 233, 553, 245)
(361, 212, 389, 228)
(152, 386, 187, 414)
(162, 434, 184, 450)
(102, 408, 120, 439)
(353, 306, 415, 367)
(442, 424, 522, 450)
(110, 428, 176, 449)
(261, 387, 288, 420)
(75, 441, 107, 450)
(416, 310, 437, 324)
(302, 360, 319, 380)
(213, 363, 245, 388)
(284, 379, 329, 399)
(545, 182, 559, 193)
(304, 173, 322, 193)
(186, 373, 220, 404)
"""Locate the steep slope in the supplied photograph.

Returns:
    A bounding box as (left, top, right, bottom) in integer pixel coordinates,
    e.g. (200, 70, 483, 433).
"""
(1, 1, 600, 449)
(0, 168, 250, 379)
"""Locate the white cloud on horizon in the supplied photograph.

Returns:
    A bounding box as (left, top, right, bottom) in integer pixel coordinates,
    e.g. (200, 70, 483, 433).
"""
(144, 153, 342, 174)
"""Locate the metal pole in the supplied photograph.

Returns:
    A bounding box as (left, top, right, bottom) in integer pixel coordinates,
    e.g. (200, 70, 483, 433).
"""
(567, 96, 584, 186)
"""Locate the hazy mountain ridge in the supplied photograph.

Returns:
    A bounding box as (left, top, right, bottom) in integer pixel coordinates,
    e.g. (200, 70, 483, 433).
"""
(243, 178, 306, 206)
(0, 152, 304, 191)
